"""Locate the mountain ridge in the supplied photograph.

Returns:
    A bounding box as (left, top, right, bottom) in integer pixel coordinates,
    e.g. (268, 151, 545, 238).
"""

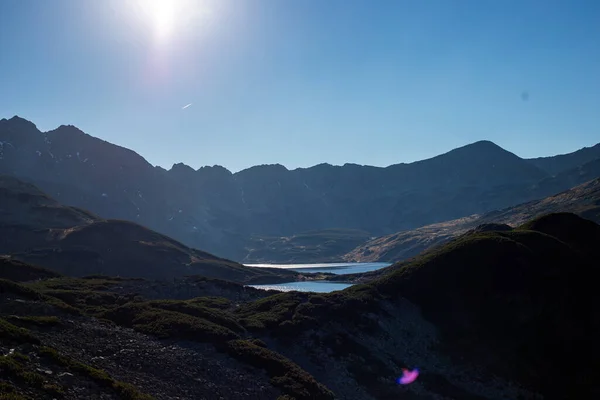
(2, 115, 600, 261)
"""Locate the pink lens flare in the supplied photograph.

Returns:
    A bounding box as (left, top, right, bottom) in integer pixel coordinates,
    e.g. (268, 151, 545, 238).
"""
(397, 368, 419, 385)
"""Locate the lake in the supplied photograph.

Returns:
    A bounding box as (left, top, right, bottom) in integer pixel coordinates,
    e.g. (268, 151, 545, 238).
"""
(245, 262, 391, 293)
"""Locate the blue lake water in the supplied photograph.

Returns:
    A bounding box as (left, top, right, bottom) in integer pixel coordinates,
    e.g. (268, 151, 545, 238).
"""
(245, 262, 391, 293)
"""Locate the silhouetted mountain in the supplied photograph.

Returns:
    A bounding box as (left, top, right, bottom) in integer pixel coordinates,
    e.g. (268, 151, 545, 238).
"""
(528, 142, 600, 175)
(2, 116, 600, 261)
(346, 176, 600, 263)
(0, 175, 301, 284)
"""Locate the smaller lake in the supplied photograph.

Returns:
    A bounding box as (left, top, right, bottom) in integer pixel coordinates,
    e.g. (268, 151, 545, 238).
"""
(245, 262, 391, 293)
(247, 281, 353, 293)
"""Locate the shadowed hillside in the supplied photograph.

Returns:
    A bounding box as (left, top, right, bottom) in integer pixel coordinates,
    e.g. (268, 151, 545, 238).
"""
(1, 213, 598, 399)
(242, 213, 600, 399)
(242, 229, 373, 263)
(346, 176, 600, 263)
(0, 175, 304, 284)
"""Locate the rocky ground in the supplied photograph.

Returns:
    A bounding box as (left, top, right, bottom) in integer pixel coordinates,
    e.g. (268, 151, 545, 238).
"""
(36, 317, 280, 400)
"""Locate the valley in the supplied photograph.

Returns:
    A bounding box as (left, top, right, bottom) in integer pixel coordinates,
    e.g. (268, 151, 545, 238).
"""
(1, 118, 600, 399)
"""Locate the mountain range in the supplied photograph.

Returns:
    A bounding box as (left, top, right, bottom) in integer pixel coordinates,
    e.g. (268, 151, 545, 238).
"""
(3, 115, 600, 262)
(1, 119, 599, 398)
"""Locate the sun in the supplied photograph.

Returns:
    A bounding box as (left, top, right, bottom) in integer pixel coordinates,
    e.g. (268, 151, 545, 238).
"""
(147, 0, 177, 41)
(133, 0, 198, 43)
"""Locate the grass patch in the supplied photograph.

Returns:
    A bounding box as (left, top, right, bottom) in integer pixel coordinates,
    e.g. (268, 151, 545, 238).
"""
(5, 316, 60, 327)
(30, 277, 123, 292)
(236, 292, 307, 330)
(0, 353, 54, 394)
(100, 303, 240, 343)
(0, 279, 80, 315)
(0, 318, 40, 345)
(38, 346, 153, 400)
(41, 289, 131, 314)
(147, 299, 244, 333)
(0, 258, 61, 282)
(187, 296, 232, 310)
(224, 339, 333, 400)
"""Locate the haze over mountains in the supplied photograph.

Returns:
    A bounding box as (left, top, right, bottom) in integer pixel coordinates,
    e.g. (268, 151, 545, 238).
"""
(0, 175, 302, 284)
(2, 115, 600, 262)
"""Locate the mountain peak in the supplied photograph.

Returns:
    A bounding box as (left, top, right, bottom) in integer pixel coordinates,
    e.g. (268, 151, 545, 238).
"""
(51, 124, 87, 136)
(459, 140, 504, 152)
(2, 115, 39, 133)
(170, 162, 195, 173)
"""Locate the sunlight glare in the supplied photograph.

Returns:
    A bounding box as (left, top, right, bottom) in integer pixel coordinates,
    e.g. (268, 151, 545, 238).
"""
(133, 0, 207, 44)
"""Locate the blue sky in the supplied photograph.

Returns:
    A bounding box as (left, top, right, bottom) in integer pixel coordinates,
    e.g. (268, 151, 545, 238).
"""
(1, 0, 599, 172)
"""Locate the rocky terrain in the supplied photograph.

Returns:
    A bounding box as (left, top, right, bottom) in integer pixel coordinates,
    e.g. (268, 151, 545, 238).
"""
(345, 176, 600, 263)
(2, 212, 598, 399)
(3, 116, 600, 262)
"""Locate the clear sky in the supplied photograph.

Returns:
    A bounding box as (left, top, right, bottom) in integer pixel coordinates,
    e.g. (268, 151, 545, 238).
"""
(1, 0, 599, 172)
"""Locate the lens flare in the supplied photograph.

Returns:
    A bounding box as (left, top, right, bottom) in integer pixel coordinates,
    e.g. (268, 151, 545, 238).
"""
(397, 368, 419, 385)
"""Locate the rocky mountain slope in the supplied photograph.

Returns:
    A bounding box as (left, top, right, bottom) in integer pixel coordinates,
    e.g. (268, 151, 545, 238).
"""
(3, 115, 600, 262)
(2, 212, 598, 399)
(0, 175, 304, 284)
(345, 176, 600, 263)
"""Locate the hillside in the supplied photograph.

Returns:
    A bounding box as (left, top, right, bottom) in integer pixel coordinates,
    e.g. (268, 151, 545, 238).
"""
(242, 213, 600, 399)
(0, 259, 333, 399)
(2, 213, 597, 399)
(0, 175, 303, 284)
(3, 116, 600, 262)
(242, 229, 373, 263)
(346, 176, 600, 263)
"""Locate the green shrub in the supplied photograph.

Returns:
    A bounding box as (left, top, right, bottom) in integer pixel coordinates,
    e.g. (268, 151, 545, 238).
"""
(6, 316, 60, 327)
(237, 292, 306, 330)
(224, 339, 333, 400)
(0, 318, 40, 345)
(100, 303, 239, 343)
(0, 355, 45, 388)
(38, 346, 153, 399)
(148, 300, 244, 333)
